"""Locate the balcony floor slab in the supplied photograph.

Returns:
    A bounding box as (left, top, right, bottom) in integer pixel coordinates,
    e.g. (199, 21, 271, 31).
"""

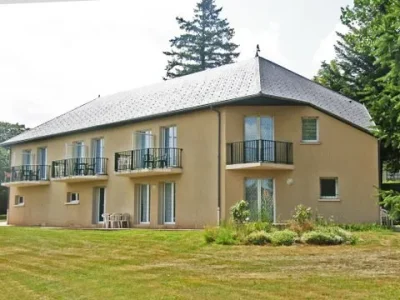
(115, 168, 182, 178)
(1, 181, 50, 188)
(226, 162, 294, 171)
(51, 175, 109, 183)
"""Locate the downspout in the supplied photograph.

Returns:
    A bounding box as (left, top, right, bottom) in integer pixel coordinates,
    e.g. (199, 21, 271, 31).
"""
(211, 106, 221, 225)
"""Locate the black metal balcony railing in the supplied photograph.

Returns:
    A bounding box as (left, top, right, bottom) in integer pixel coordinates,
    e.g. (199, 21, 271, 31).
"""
(115, 148, 183, 172)
(51, 158, 108, 178)
(226, 140, 293, 165)
(2, 165, 51, 183)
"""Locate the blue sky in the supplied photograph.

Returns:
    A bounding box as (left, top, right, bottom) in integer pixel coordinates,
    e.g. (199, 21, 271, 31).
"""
(0, 0, 352, 127)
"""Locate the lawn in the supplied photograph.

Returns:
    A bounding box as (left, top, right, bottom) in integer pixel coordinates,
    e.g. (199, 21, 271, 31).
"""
(0, 228, 399, 299)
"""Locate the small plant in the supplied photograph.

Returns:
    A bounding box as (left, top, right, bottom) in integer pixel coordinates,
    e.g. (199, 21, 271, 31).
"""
(246, 231, 271, 245)
(338, 223, 388, 232)
(289, 205, 314, 234)
(270, 230, 297, 246)
(230, 200, 250, 224)
(292, 205, 313, 224)
(244, 222, 272, 234)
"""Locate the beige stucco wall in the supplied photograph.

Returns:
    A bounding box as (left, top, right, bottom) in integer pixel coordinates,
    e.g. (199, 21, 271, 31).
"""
(8, 109, 219, 228)
(221, 106, 379, 223)
(6, 104, 379, 227)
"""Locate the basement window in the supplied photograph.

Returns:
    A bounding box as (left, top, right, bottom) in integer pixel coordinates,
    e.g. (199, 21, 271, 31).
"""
(14, 195, 24, 206)
(66, 192, 80, 204)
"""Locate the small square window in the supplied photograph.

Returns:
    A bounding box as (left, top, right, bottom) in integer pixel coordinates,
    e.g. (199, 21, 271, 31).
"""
(14, 195, 24, 206)
(302, 118, 319, 142)
(320, 178, 338, 199)
(67, 192, 80, 204)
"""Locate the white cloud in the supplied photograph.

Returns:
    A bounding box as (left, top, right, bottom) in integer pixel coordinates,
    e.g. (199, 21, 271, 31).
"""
(311, 22, 347, 76)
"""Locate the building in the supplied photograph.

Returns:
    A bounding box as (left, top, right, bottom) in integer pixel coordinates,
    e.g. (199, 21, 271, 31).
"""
(0, 57, 379, 228)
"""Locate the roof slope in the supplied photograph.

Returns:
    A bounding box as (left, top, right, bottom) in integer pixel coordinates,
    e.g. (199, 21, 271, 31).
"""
(2, 56, 373, 146)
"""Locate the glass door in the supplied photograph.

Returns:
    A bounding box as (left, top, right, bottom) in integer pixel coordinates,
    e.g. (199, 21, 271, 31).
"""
(95, 187, 106, 223)
(161, 126, 177, 167)
(135, 131, 153, 169)
(244, 116, 274, 162)
(140, 184, 150, 224)
(92, 138, 104, 174)
(244, 178, 274, 222)
(37, 148, 47, 180)
(164, 182, 175, 224)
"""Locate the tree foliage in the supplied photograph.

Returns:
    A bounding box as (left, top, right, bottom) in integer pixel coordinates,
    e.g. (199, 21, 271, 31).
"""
(314, 0, 400, 170)
(163, 0, 239, 79)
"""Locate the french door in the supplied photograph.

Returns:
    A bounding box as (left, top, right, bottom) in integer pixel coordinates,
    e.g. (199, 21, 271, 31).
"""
(94, 187, 106, 223)
(135, 131, 153, 169)
(245, 178, 275, 222)
(161, 126, 177, 167)
(244, 116, 274, 162)
(139, 184, 150, 224)
(37, 148, 48, 180)
(164, 182, 175, 224)
(92, 138, 104, 174)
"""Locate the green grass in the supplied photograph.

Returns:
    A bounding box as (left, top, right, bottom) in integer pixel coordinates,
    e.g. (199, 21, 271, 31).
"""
(0, 228, 399, 299)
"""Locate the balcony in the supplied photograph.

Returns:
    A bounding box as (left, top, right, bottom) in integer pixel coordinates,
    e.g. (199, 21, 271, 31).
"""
(1, 165, 51, 187)
(226, 140, 294, 170)
(51, 158, 108, 182)
(115, 148, 183, 178)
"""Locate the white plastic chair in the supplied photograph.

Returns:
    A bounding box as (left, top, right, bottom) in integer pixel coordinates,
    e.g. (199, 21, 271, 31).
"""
(102, 213, 111, 228)
(121, 213, 130, 228)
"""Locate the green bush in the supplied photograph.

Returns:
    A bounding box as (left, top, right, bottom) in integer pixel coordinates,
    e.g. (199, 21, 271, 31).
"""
(301, 230, 343, 245)
(270, 230, 297, 246)
(215, 227, 237, 245)
(245, 231, 271, 245)
(338, 223, 388, 232)
(302, 227, 357, 245)
(230, 200, 250, 224)
(379, 189, 400, 221)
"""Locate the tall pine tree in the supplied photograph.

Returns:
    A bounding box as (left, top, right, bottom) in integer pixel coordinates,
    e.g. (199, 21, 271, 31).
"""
(163, 0, 240, 79)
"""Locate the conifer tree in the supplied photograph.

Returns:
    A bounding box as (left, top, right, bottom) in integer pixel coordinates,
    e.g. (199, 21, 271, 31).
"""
(163, 0, 240, 79)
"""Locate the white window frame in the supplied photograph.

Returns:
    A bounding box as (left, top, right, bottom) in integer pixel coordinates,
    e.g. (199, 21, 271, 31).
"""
(301, 117, 319, 143)
(139, 184, 150, 224)
(320, 177, 339, 200)
(66, 192, 80, 204)
(163, 182, 175, 225)
(14, 195, 24, 206)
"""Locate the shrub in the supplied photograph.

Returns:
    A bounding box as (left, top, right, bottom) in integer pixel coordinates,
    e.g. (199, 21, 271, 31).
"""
(288, 220, 314, 235)
(302, 226, 357, 245)
(270, 230, 297, 246)
(338, 223, 389, 232)
(301, 230, 343, 245)
(245, 231, 271, 245)
(215, 227, 237, 245)
(230, 200, 250, 224)
(204, 226, 218, 243)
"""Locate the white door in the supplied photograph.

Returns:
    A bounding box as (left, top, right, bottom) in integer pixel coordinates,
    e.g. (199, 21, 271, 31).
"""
(244, 116, 274, 162)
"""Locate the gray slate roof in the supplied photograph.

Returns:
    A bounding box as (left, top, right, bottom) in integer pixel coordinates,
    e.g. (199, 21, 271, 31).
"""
(2, 56, 373, 146)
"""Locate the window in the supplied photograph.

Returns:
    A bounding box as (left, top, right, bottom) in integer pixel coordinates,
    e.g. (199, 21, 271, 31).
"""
(14, 195, 24, 206)
(320, 178, 338, 199)
(161, 126, 177, 167)
(67, 192, 80, 204)
(163, 182, 175, 224)
(302, 117, 319, 142)
(22, 150, 32, 166)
